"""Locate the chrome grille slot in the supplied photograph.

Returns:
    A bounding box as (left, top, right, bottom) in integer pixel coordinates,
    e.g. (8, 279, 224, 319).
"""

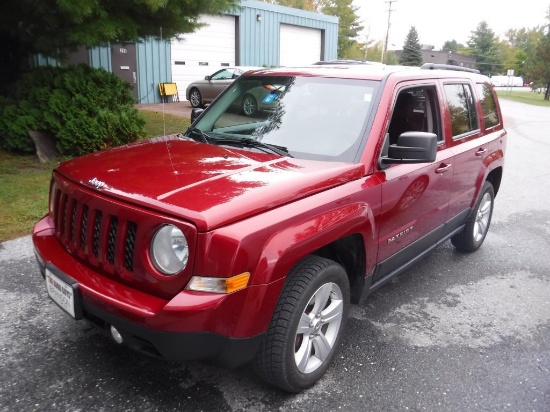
(124, 222, 137, 272)
(70, 200, 77, 242)
(92, 211, 102, 258)
(80, 205, 89, 250)
(107, 217, 118, 265)
(58, 193, 68, 236)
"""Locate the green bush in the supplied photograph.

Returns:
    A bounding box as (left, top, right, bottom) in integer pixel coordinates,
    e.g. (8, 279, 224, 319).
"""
(0, 65, 145, 156)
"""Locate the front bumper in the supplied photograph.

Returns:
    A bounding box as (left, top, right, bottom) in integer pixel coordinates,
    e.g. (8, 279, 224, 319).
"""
(32, 217, 280, 367)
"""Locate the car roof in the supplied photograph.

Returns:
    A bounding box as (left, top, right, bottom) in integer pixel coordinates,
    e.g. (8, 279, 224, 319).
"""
(244, 63, 487, 83)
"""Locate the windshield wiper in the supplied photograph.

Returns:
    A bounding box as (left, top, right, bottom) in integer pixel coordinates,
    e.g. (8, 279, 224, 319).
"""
(214, 137, 293, 157)
(182, 127, 212, 144)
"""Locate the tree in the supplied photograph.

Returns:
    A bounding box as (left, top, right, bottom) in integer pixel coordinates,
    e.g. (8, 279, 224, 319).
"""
(321, 0, 364, 58)
(262, 0, 321, 10)
(467, 21, 502, 75)
(361, 40, 383, 62)
(524, 15, 550, 99)
(442, 40, 465, 52)
(0, 0, 239, 57)
(500, 27, 545, 77)
(399, 26, 422, 66)
(0, 0, 239, 90)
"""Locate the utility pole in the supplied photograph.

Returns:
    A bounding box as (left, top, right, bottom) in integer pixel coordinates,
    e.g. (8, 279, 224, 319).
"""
(381, 0, 396, 64)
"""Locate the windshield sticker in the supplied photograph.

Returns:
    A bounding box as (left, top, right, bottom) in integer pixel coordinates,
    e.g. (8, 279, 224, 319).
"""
(262, 93, 277, 104)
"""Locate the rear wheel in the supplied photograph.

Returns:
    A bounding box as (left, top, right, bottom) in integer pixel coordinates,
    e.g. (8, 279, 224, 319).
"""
(189, 88, 203, 108)
(241, 94, 258, 116)
(254, 256, 350, 393)
(451, 181, 494, 252)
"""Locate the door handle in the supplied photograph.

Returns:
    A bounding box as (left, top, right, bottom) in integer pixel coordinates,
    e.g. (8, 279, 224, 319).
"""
(132, 72, 137, 84)
(435, 164, 452, 174)
(475, 148, 488, 156)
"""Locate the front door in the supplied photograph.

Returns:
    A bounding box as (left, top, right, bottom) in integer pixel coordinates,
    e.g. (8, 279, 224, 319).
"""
(111, 42, 138, 102)
(373, 85, 454, 282)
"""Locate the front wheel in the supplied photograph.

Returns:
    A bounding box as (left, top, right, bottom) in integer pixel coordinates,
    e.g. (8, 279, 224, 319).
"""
(254, 256, 350, 393)
(451, 181, 494, 252)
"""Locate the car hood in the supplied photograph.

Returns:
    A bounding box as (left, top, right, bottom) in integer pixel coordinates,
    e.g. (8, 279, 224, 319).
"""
(56, 135, 365, 231)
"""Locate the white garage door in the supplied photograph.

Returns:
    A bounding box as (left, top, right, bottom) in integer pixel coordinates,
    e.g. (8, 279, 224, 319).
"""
(280, 24, 322, 67)
(171, 15, 236, 100)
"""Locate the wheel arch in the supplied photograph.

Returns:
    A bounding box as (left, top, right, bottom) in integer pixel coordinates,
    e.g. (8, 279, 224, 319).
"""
(486, 166, 503, 197)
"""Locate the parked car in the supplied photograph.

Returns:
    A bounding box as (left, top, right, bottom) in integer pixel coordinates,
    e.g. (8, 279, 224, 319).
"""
(185, 66, 262, 109)
(33, 63, 507, 393)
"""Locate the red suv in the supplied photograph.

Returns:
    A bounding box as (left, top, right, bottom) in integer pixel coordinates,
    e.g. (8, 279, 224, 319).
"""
(33, 63, 506, 392)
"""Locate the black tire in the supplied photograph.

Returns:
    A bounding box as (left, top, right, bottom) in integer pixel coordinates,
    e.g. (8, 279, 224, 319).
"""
(241, 94, 258, 116)
(253, 255, 350, 393)
(451, 181, 495, 252)
(189, 88, 203, 108)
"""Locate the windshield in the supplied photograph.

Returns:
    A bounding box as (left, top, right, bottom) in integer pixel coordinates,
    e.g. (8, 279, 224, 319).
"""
(191, 75, 379, 162)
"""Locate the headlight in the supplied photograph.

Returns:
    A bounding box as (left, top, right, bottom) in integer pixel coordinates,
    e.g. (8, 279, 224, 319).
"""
(150, 225, 189, 275)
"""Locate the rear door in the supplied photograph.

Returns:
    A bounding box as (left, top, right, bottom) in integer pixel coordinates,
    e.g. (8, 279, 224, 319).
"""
(373, 83, 454, 282)
(442, 80, 501, 232)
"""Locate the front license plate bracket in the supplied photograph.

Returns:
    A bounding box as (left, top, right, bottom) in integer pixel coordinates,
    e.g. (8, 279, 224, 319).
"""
(45, 264, 83, 320)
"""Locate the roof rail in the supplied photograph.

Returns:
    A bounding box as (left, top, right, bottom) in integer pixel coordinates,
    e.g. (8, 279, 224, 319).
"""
(421, 63, 480, 74)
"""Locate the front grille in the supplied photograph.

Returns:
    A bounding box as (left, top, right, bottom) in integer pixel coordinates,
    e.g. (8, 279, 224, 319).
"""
(52, 185, 138, 278)
(48, 174, 197, 300)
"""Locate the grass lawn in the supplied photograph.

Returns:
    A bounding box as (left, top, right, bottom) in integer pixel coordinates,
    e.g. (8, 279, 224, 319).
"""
(0, 110, 190, 242)
(496, 89, 550, 107)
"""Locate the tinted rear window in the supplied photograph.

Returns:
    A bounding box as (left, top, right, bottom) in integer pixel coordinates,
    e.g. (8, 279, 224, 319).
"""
(476, 83, 500, 129)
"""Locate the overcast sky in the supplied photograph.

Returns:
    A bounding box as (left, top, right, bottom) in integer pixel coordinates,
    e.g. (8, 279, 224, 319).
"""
(353, 0, 550, 50)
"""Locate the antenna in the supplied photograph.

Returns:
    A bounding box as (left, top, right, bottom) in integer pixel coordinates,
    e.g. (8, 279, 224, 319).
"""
(381, 0, 396, 64)
(160, 26, 166, 136)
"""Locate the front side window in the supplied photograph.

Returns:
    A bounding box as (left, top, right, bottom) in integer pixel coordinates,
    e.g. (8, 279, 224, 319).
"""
(192, 75, 379, 162)
(387, 86, 442, 145)
(443, 83, 479, 138)
(476, 82, 500, 129)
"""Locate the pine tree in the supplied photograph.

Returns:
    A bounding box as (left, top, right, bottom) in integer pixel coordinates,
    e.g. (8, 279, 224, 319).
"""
(467, 21, 502, 75)
(399, 27, 423, 66)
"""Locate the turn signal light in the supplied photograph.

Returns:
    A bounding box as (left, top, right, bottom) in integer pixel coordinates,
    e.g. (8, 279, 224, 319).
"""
(186, 272, 250, 294)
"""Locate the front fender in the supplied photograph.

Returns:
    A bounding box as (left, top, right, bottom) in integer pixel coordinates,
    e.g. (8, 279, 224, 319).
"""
(193, 178, 381, 336)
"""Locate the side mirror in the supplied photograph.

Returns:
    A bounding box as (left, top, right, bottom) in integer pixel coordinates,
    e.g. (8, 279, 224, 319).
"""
(191, 108, 204, 123)
(381, 132, 438, 164)
(205, 75, 211, 80)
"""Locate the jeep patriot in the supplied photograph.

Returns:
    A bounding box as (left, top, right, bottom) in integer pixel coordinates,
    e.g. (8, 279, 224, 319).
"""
(33, 63, 506, 392)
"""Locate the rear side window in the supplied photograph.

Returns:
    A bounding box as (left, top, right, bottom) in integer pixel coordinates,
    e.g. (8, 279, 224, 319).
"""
(443, 83, 479, 138)
(476, 82, 500, 129)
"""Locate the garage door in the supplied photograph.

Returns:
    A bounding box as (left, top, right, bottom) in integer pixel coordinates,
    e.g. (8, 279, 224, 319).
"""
(171, 15, 236, 100)
(280, 24, 322, 66)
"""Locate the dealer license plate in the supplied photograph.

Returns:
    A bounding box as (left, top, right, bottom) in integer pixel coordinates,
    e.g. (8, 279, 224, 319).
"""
(45, 268, 77, 318)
